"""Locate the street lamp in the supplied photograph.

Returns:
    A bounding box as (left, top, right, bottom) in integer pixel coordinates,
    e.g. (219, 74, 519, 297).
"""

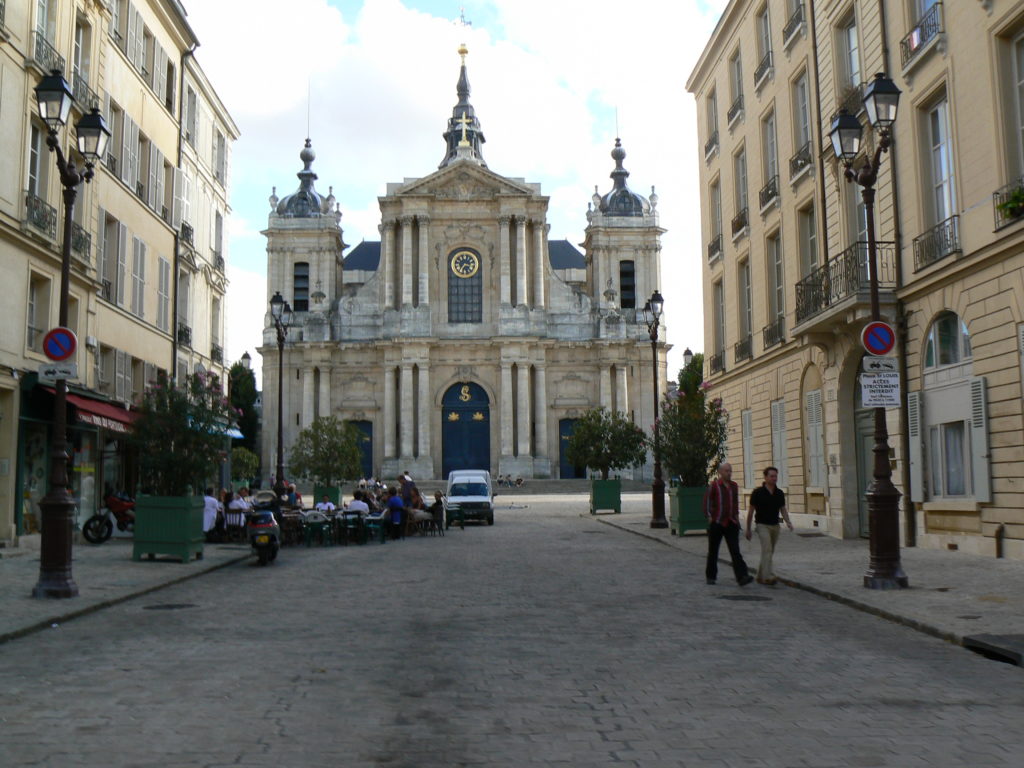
(269, 291, 292, 515)
(32, 71, 110, 599)
(642, 290, 668, 529)
(829, 72, 908, 589)
(683, 347, 694, 368)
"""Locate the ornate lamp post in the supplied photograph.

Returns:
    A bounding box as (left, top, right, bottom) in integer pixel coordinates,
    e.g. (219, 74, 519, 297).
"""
(829, 72, 908, 589)
(32, 71, 110, 598)
(642, 290, 668, 529)
(269, 292, 292, 514)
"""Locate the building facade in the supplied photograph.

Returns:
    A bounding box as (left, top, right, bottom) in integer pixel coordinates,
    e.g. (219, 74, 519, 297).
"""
(0, 0, 237, 544)
(688, 0, 1024, 559)
(260, 47, 668, 482)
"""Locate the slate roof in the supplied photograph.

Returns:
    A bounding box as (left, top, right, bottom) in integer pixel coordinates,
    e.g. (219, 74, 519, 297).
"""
(343, 239, 586, 271)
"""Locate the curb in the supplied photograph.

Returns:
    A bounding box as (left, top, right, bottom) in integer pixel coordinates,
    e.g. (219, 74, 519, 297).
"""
(0, 551, 252, 646)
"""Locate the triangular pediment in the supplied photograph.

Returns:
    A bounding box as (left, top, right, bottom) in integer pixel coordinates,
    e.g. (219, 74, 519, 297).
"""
(395, 162, 537, 200)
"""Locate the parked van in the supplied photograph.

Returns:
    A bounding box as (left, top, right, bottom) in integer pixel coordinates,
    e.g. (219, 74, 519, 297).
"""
(445, 470, 494, 526)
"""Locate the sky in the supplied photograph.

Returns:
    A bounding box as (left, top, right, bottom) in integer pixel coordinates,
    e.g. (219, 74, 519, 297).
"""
(182, 0, 730, 384)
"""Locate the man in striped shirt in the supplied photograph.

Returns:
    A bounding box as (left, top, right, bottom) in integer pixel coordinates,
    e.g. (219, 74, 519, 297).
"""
(703, 463, 753, 586)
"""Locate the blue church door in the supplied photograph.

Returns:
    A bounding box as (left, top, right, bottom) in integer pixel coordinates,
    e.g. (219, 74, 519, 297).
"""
(441, 382, 490, 478)
(351, 420, 373, 480)
(559, 418, 586, 479)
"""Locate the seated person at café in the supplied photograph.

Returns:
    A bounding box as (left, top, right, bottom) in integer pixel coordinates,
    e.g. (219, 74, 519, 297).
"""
(315, 495, 336, 514)
(386, 487, 406, 539)
(409, 486, 432, 523)
(346, 490, 370, 517)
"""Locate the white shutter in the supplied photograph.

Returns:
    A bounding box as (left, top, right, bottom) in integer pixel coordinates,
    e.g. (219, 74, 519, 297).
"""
(144, 362, 157, 388)
(154, 151, 165, 219)
(129, 119, 140, 190)
(120, 114, 131, 185)
(970, 376, 991, 503)
(116, 223, 128, 305)
(148, 143, 159, 209)
(134, 11, 145, 71)
(154, 46, 166, 104)
(115, 349, 128, 401)
(907, 390, 924, 502)
(131, 237, 144, 316)
(741, 409, 754, 487)
(771, 398, 788, 487)
(125, 4, 137, 64)
(805, 389, 826, 488)
(182, 172, 192, 225)
(96, 206, 106, 279)
(171, 167, 183, 229)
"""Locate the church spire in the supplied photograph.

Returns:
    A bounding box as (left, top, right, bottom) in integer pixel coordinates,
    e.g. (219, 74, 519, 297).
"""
(597, 138, 650, 217)
(275, 139, 326, 217)
(439, 44, 487, 168)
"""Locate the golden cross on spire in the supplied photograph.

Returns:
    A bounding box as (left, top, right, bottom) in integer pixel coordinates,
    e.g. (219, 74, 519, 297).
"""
(456, 111, 472, 147)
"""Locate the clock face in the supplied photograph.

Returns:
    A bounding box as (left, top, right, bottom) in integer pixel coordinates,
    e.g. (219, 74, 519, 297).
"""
(450, 250, 480, 278)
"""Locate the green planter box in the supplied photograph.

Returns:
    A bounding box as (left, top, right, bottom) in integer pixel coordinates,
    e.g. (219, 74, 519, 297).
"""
(313, 485, 342, 507)
(133, 495, 205, 562)
(669, 486, 708, 535)
(590, 478, 622, 514)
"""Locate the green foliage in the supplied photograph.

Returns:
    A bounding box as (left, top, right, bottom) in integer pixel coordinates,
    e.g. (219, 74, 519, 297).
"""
(997, 186, 1024, 218)
(565, 407, 648, 480)
(231, 446, 260, 484)
(287, 416, 363, 487)
(131, 371, 237, 496)
(228, 361, 260, 454)
(656, 353, 729, 487)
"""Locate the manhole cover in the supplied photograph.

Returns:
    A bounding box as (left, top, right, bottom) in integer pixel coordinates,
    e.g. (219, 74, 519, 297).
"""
(797, 532, 825, 538)
(717, 595, 772, 602)
(142, 603, 196, 611)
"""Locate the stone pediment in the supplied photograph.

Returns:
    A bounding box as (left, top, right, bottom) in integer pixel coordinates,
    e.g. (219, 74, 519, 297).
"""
(396, 164, 536, 200)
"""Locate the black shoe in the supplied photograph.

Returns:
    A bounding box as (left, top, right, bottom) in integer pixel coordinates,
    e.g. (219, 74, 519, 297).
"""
(706, 578, 716, 585)
(738, 575, 754, 586)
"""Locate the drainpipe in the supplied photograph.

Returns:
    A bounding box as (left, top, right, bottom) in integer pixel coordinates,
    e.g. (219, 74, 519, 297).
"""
(171, 43, 197, 383)
(809, 0, 831, 261)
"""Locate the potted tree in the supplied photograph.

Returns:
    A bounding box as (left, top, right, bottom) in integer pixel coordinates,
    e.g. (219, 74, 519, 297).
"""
(231, 446, 260, 488)
(997, 184, 1024, 221)
(130, 370, 238, 562)
(287, 416, 364, 507)
(565, 407, 647, 514)
(656, 353, 729, 535)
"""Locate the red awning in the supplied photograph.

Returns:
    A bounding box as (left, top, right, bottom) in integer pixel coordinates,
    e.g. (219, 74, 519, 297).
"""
(65, 393, 135, 434)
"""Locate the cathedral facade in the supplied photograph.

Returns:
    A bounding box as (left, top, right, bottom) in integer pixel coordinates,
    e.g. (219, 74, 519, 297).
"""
(260, 48, 669, 481)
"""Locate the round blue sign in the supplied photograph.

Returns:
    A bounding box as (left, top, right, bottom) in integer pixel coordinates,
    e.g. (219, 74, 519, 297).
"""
(861, 321, 895, 356)
(42, 327, 78, 362)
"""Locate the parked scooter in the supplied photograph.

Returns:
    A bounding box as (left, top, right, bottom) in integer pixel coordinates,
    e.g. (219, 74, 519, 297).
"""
(246, 509, 280, 566)
(82, 493, 136, 544)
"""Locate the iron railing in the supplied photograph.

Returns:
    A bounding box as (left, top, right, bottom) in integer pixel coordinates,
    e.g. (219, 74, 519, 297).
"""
(135, 180, 145, 201)
(72, 72, 101, 111)
(727, 94, 744, 126)
(213, 252, 225, 272)
(104, 152, 118, 175)
(27, 325, 44, 352)
(101, 279, 113, 301)
(789, 141, 812, 179)
(763, 315, 786, 349)
(25, 190, 58, 240)
(731, 207, 748, 237)
(900, 3, 942, 70)
(759, 175, 779, 210)
(161, 205, 170, 223)
(707, 233, 723, 262)
(0, 0, 6, 32)
(211, 344, 223, 364)
(913, 215, 960, 271)
(993, 177, 1024, 230)
(709, 351, 726, 375)
(795, 240, 896, 323)
(754, 51, 773, 88)
(734, 335, 753, 364)
(177, 322, 192, 347)
(704, 129, 719, 160)
(180, 221, 194, 245)
(32, 31, 65, 74)
(783, 3, 804, 47)
(70, 221, 91, 262)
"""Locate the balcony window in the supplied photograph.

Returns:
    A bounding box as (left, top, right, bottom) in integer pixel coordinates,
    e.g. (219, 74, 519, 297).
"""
(783, 2, 805, 49)
(901, 2, 943, 72)
(795, 241, 896, 324)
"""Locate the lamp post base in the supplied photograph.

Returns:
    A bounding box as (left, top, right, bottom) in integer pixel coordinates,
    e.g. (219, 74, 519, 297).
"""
(863, 480, 909, 590)
(650, 478, 668, 529)
(32, 490, 79, 599)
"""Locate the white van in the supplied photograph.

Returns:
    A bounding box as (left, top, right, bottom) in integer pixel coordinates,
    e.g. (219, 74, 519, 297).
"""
(445, 470, 494, 527)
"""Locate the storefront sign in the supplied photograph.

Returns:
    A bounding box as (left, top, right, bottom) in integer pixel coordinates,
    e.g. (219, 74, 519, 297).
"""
(861, 371, 901, 407)
(75, 412, 130, 433)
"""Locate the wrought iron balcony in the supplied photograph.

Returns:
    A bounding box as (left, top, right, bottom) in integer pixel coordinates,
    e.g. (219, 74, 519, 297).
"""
(762, 315, 786, 350)
(734, 335, 753, 364)
(900, 3, 942, 71)
(993, 177, 1024, 230)
(31, 31, 65, 74)
(177, 322, 192, 347)
(211, 343, 223, 364)
(727, 95, 744, 127)
(754, 51, 773, 89)
(1, 1, 6, 33)
(180, 221, 194, 245)
(70, 222, 91, 262)
(104, 152, 118, 175)
(707, 233, 723, 262)
(25, 190, 57, 240)
(759, 175, 779, 211)
(783, 3, 805, 48)
(731, 207, 748, 237)
(213, 251, 225, 272)
(101, 279, 113, 301)
(161, 205, 170, 223)
(913, 215, 960, 271)
(135, 181, 146, 201)
(71, 72, 101, 111)
(795, 240, 896, 326)
(709, 351, 726, 375)
(789, 142, 812, 180)
(704, 130, 719, 161)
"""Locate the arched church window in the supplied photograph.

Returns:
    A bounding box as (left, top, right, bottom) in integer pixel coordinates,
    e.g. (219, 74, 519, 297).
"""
(447, 248, 482, 323)
(923, 311, 971, 369)
(293, 262, 309, 311)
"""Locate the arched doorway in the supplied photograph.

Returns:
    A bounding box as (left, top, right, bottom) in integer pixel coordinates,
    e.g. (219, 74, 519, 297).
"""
(350, 420, 373, 480)
(558, 418, 586, 479)
(441, 382, 490, 478)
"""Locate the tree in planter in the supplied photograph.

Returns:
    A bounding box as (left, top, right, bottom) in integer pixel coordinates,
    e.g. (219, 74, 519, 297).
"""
(655, 353, 729, 487)
(287, 416, 364, 489)
(231, 446, 260, 486)
(565, 407, 648, 480)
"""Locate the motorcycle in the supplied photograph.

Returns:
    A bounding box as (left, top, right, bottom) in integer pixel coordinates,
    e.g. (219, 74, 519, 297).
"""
(246, 508, 280, 566)
(82, 493, 136, 544)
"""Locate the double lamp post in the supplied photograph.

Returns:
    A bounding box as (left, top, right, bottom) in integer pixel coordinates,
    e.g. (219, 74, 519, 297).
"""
(642, 291, 668, 529)
(269, 292, 292, 514)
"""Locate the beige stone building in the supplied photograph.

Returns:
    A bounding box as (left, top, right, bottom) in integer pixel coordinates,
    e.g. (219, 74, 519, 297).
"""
(688, 0, 1024, 559)
(0, 0, 237, 544)
(260, 48, 668, 482)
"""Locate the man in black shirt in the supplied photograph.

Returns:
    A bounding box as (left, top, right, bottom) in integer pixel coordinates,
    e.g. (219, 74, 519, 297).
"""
(744, 466, 793, 584)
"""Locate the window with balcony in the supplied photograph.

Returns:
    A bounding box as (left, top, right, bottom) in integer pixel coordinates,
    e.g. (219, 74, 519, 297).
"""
(214, 130, 227, 184)
(728, 50, 744, 127)
(110, 0, 128, 51)
(732, 149, 748, 238)
(915, 95, 960, 269)
(185, 87, 198, 147)
(760, 110, 779, 210)
(106, 102, 123, 175)
(845, 183, 868, 247)
(177, 270, 191, 341)
(35, 0, 55, 42)
(99, 209, 127, 305)
(712, 280, 726, 374)
(131, 237, 146, 318)
(27, 273, 50, 352)
(705, 89, 719, 160)
(736, 260, 753, 363)
(764, 233, 785, 348)
(798, 204, 817, 277)
(27, 124, 47, 198)
(783, 0, 805, 49)
(754, 6, 773, 89)
(708, 180, 723, 261)
(901, 0, 943, 71)
(73, 21, 93, 105)
(790, 72, 813, 180)
(839, 14, 862, 91)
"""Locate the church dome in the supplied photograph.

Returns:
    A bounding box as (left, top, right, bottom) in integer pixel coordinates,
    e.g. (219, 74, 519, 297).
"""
(598, 139, 650, 217)
(276, 139, 327, 217)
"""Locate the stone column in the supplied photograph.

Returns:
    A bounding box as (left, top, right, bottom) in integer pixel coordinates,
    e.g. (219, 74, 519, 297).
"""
(534, 364, 548, 458)
(383, 366, 396, 458)
(500, 363, 513, 456)
(498, 216, 511, 306)
(400, 215, 413, 307)
(533, 221, 546, 309)
(400, 363, 414, 457)
(516, 364, 531, 457)
(417, 364, 430, 458)
(599, 365, 612, 410)
(319, 366, 332, 419)
(417, 215, 430, 307)
(515, 216, 528, 307)
(302, 368, 314, 428)
(615, 366, 628, 415)
(381, 220, 396, 309)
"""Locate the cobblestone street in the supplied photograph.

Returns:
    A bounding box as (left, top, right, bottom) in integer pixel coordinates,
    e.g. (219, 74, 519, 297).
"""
(3, 500, 1023, 767)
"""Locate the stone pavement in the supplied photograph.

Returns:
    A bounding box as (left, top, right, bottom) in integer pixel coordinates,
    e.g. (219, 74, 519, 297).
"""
(600, 492, 1024, 665)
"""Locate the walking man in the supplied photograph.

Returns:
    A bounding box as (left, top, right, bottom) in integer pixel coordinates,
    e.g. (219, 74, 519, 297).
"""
(745, 466, 793, 584)
(703, 463, 753, 586)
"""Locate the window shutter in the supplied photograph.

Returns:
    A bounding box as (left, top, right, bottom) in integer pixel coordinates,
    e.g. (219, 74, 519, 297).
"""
(148, 143, 159, 209)
(171, 167, 183, 229)
(131, 237, 143, 316)
(771, 399, 787, 487)
(907, 390, 924, 502)
(153, 149, 165, 216)
(182, 172, 192, 225)
(120, 114, 131, 185)
(144, 362, 156, 388)
(115, 349, 128, 401)
(805, 389, 825, 488)
(125, 3, 137, 64)
(134, 11, 145, 71)
(969, 376, 991, 503)
(129, 119, 140, 189)
(116, 223, 128, 306)
(741, 409, 754, 487)
(96, 206, 106, 279)
(154, 46, 165, 103)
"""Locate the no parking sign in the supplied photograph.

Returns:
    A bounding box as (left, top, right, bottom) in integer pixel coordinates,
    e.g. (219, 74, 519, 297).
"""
(861, 321, 895, 356)
(42, 327, 77, 361)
